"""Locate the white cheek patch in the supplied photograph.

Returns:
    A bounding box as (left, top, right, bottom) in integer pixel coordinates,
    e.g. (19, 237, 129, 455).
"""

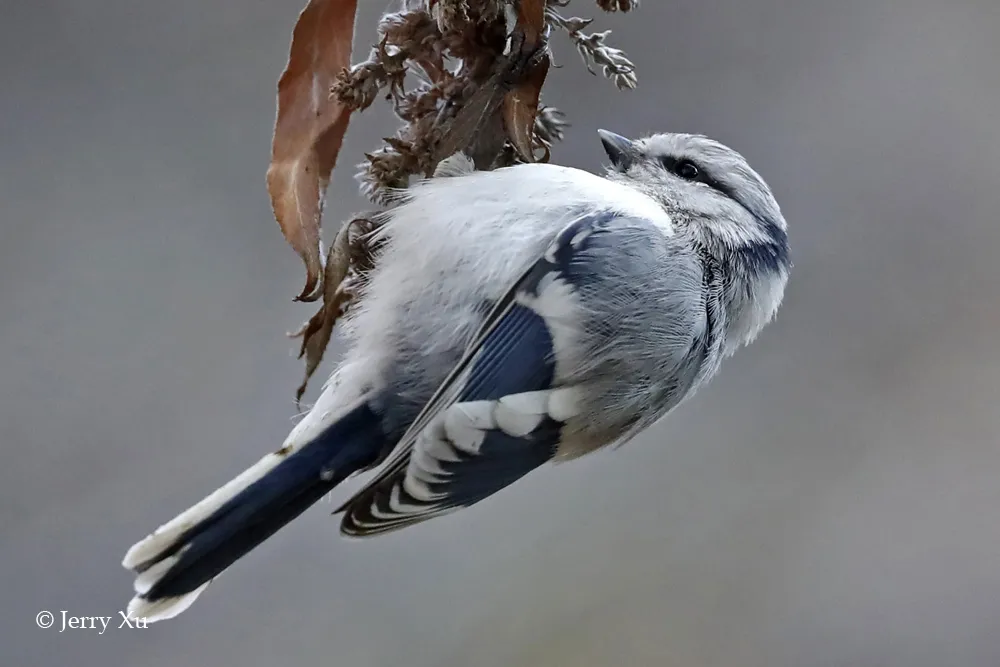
(727, 268, 788, 352)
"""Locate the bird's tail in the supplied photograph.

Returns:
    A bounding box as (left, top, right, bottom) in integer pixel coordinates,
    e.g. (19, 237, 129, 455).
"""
(121, 399, 384, 622)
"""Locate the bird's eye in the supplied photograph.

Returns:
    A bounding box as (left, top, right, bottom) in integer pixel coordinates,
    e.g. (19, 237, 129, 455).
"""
(674, 159, 700, 180)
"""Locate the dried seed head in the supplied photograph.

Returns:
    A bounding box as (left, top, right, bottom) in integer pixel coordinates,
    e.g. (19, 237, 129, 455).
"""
(597, 0, 640, 11)
(287, 0, 641, 397)
(534, 105, 569, 146)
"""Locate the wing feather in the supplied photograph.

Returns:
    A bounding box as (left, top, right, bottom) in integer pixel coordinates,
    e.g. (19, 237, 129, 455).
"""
(337, 212, 669, 536)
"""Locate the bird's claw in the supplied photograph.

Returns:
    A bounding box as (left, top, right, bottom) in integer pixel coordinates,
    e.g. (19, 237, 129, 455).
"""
(498, 27, 549, 90)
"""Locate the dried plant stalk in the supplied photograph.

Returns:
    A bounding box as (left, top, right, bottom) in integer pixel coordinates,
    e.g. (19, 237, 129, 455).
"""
(268, 0, 640, 400)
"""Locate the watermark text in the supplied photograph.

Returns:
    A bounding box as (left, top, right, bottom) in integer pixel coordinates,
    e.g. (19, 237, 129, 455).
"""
(35, 610, 149, 634)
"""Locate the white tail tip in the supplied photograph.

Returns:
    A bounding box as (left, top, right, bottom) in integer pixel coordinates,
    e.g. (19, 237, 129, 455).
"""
(127, 582, 210, 623)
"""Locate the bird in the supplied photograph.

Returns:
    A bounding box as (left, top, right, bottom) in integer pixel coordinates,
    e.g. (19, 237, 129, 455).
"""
(121, 129, 790, 622)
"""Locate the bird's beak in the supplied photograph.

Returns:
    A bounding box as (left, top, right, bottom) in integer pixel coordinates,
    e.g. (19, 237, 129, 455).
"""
(597, 129, 635, 170)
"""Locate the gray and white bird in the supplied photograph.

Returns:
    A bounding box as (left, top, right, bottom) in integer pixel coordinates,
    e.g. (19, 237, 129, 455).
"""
(121, 130, 790, 621)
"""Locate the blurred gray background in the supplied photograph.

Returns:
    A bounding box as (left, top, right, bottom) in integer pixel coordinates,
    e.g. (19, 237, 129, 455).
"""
(3, 0, 999, 665)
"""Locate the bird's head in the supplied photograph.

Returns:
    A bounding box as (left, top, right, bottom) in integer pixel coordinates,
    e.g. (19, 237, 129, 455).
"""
(600, 129, 791, 351)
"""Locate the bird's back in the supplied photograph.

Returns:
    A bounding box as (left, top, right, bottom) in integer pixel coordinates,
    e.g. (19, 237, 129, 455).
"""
(324, 163, 700, 441)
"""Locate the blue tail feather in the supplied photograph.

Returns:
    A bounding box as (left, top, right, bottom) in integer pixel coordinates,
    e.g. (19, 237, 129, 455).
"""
(135, 401, 385, 604)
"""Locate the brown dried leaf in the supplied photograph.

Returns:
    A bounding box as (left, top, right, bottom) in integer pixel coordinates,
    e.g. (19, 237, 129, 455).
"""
(291, 214, 379, 404)
(502, 0, 549, 161)
(267, 0, 359, 302)
(291, 224, 350, 404)
(502, 54, 549, 161)
(516, 0, 547, 48)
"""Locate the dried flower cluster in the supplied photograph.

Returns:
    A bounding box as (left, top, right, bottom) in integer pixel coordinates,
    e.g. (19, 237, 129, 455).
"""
(339, 0, 637, 201)
(266, 0, 640, 401)
(596, 0, 639, 11)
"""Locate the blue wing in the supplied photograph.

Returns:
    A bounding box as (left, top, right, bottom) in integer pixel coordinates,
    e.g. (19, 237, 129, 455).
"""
(338, 212, 641, 536)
